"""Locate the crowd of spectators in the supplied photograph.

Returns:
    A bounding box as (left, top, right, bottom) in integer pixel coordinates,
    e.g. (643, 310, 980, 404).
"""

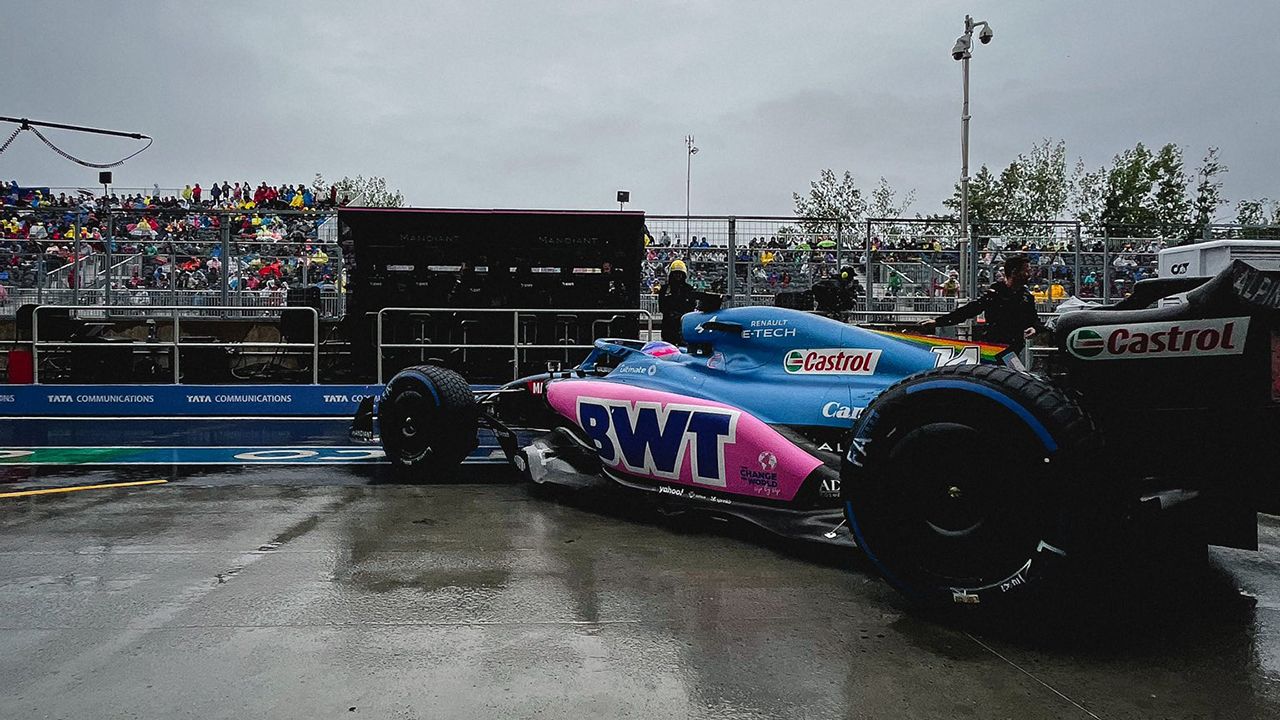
(3, 179, 349, 213)
(0, 181, 1171, 314)
(642, 228, 1165, 305)
(0, 181, 344, 309)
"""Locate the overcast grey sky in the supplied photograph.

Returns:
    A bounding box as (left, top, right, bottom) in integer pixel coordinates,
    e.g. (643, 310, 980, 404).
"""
(3, 1, 1277, 218)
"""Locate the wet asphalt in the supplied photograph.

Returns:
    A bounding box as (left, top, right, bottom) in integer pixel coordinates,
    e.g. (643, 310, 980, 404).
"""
(1, 466, 1278, 719)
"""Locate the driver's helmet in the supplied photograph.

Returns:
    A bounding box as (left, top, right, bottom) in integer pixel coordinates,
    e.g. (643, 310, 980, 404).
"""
(640, 340, 680, 359)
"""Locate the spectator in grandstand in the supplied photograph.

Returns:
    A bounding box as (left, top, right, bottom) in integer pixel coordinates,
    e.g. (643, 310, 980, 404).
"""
(941, 270, 960, 297)
(887, 272, 902, 297)
(917, 253, 1049, 353)
(657, 259, 721, 345)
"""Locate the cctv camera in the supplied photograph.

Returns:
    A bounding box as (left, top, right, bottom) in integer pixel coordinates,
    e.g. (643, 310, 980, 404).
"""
(978, 26, 993, 44)
(951, 35, 971, 60)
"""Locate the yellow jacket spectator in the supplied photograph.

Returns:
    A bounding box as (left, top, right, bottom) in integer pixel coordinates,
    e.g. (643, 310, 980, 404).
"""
(1032, 283, 1068, 303)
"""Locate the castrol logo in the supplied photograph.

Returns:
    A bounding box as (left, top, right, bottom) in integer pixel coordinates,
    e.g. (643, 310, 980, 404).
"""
(783, 348, 881, 375)
(1067, 317, 1249, 360)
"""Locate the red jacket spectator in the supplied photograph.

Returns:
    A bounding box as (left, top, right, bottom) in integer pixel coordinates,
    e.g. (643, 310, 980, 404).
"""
(192, 184, 202, 203)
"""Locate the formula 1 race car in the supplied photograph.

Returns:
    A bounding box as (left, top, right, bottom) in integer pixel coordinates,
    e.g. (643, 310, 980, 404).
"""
(356, 260, 1280, 609)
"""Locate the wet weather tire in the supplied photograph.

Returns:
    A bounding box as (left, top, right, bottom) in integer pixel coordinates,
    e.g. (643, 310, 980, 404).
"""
(379, 365, 479, 475)
(842, 364, 1103, 608)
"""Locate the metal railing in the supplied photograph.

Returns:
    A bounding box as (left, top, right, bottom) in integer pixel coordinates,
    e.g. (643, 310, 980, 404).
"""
(6, 287, 346, 320)
(0, 205, 343, 316)
(375, 307, 655, 383)
(5, 210, 1278, 322)
(30, 304, 320, 384)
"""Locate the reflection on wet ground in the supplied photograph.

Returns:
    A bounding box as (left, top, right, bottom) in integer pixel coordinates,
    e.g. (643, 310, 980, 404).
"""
(0, 466, 1276, 718)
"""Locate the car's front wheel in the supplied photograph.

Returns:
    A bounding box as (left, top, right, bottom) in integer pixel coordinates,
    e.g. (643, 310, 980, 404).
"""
(379, 365, 479, 476)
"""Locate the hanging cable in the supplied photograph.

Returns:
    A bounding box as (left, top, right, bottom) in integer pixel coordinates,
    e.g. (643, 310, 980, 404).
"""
(0, 116, 152, 168)
(26, 125, 153, 168)
(0, 126, 22, 156)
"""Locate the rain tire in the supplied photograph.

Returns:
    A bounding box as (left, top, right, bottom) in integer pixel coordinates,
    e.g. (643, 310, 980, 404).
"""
(842, 363, 1104, 609)
(379, 364, 479, 477)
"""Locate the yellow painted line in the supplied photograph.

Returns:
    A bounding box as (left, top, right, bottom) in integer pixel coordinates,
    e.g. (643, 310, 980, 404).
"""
(0, 479, 168, 499)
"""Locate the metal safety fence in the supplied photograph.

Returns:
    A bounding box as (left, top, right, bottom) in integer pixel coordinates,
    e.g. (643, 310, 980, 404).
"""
(0, 206, 343, 318)
(4, 206, 1278, 323)
(640, 217, 1280, 312)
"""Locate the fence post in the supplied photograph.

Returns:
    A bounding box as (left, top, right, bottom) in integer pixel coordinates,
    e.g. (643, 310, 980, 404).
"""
(835, 220, 843, 276)
(73, 211, 82, 306)
(220, 217, 230, 309)
(864, 220, 874, 311)
(726, 217, 736, 304)
(105, 212, 114, 306)
(169, 239, 177, 307)
(1073, 221, 1081, 299)
(968, 222, 979, 300)
(1102, 226, 1111, 304)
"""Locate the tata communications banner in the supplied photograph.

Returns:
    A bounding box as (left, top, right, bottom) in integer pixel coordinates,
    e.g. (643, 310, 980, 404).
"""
(0, 385, 384, 417)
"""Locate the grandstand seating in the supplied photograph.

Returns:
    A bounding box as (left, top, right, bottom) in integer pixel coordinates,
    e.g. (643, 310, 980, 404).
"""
(0, 186, 1191, 321)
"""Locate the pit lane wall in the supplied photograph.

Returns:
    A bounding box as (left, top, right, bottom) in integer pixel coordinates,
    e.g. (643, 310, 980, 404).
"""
(0, 385, 384, 417)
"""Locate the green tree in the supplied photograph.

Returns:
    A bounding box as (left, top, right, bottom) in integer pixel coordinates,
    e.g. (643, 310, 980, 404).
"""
(1236, 198, 1273, 226)
(942, 164, 1001, 225)
(1017, 139, 1069, 221)
(793, 169, 867, 231)
(1101, 142, 1157, 231)
(1148, 143, 1191, 229)
(942, 139, 1068, 232)
(312, 173, 405, 207)
(1068, 158, 1107, 231)
(1191, 147, 1228, 226)
(993, 160, 1028, 222)
(867, 176, 916, 219)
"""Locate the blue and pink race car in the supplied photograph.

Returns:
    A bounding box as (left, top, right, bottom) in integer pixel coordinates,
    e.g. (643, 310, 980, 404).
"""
(359, 261, 1280, 609)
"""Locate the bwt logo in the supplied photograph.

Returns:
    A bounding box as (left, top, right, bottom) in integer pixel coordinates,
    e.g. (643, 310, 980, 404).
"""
(576, 397, 739, 487)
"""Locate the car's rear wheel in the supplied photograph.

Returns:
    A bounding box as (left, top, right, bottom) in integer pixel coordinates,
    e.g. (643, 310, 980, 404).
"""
(379, 365, 479, 476)
(843, 363, 1105, 608)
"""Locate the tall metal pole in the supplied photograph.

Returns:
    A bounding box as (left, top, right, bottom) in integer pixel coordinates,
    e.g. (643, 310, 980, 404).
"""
(685, 134, 698, 246)
(960, 52, 972, 298)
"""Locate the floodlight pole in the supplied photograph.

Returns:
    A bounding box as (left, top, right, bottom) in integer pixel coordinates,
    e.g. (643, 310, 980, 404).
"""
(685, 134, 698, 245)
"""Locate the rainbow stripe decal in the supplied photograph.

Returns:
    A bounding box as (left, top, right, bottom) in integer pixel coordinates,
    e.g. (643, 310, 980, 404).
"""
(868, 329, 1009, 363)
